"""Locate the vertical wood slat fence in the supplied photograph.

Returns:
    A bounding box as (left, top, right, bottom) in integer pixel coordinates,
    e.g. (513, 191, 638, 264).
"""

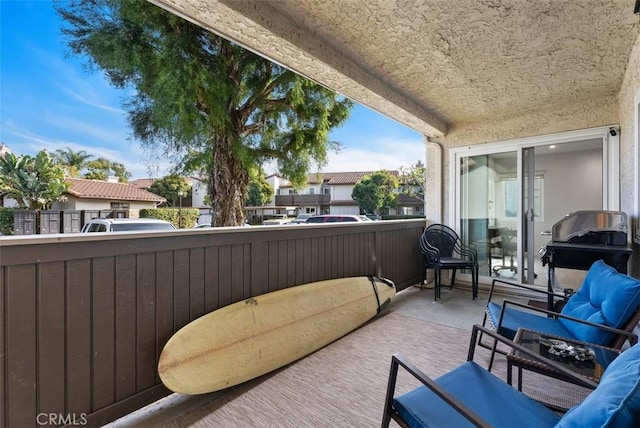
(1, 220, 425, 427)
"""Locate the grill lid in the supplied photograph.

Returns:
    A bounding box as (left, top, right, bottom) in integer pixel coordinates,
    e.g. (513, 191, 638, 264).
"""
(551, 210, 627, 242)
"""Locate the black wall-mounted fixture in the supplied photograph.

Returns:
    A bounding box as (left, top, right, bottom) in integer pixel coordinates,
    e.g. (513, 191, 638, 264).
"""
(609, 127, 618, 137)
(635, 0, 640, 15)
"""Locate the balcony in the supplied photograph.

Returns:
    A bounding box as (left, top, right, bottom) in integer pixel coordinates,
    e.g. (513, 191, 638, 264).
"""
(275, 194, 331, 206)
(109, 286, 493, 427)
(0, 219, 426, 427)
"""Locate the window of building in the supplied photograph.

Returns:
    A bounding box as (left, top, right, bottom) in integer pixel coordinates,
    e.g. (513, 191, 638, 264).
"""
(502, 175, 543, 220)
(110, 202, 130, 210)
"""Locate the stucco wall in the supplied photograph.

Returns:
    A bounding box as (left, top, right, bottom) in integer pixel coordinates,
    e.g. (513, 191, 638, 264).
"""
(618, 34, 640, 276)
(333, 184, 354, 200)
(329, 206, 359, 215)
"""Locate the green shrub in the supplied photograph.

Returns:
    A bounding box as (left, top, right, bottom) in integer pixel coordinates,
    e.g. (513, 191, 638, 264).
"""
(139, 208, 200, 228)
(0, 208, 15, 235)
(382, 214, 426, 220)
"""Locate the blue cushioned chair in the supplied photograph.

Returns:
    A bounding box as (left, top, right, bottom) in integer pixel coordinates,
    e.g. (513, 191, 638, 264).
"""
(382, 324, 640, 428)
(481, 260, 640, 369)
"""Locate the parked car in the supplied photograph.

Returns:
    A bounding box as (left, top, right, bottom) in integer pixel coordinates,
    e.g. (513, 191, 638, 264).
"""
(305, 215, 372, 223)
(262, 214, 292, 225)
(80, 218, 176, 233)
(196, 213, 214, 227)
(290, 214, 313, 224)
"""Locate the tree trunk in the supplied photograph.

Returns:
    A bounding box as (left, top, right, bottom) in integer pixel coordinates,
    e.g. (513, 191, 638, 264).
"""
(208, 136, 249, 227)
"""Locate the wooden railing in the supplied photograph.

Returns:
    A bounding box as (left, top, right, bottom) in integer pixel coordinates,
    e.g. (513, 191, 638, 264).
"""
(0, 219, 425, 427)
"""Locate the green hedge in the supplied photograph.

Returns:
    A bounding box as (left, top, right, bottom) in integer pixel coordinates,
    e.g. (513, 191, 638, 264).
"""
(382, 214, 426, 220)
(139, 208, 200, 229)
(0, 208, 15, 235)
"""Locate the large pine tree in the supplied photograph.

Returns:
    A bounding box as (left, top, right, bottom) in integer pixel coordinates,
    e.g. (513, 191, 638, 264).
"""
(56, 0, 353, 226)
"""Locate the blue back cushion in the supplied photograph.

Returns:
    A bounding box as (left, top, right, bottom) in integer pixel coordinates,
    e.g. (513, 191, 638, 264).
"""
(557, 343, 640, 427)
(559, 260, 640, 345)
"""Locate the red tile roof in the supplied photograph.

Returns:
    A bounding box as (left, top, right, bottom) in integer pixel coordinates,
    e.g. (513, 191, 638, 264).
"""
(65, 178, 166, 202)
(128, 178, 155, 189)
(129, 177, 198, 189)
(325, 171, 398, 185)
(396, 193, 424, 205)
(279, 170, 399, 187)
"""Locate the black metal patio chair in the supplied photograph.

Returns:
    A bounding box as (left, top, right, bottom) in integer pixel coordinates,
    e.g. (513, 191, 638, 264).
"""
(419, 224, 478, 300)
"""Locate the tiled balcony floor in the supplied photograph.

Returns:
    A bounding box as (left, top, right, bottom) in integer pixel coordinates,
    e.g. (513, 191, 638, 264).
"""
(106, 283, 526, 427)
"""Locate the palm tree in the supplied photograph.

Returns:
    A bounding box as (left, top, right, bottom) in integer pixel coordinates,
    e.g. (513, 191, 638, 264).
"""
(53, 147, 94, 177)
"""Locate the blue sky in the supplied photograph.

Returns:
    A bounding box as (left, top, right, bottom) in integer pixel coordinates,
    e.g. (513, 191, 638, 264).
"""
(1, 1, 424, 180)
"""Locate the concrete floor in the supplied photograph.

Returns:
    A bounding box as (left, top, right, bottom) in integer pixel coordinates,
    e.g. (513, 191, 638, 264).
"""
(390, 283, 490, 330)
(105, 281, 523, 427)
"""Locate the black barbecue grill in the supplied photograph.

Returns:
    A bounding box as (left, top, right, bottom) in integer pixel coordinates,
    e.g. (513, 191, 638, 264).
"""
(540, 210, 632, 310)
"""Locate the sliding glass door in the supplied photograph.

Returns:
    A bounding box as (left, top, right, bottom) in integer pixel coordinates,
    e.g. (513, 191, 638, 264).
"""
(452, 127, 616, 288)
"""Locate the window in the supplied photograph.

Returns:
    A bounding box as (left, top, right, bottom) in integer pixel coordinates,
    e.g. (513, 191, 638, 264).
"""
(110, 202, 130, 209)
(309, 188, 315, 195)
(502, 175, 543, 220)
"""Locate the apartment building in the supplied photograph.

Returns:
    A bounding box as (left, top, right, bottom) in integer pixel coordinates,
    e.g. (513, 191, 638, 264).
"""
(267, 171, 424, 217)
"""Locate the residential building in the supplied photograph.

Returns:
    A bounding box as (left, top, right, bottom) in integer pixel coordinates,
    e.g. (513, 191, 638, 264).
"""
(0, 142, 11, 158)
(272, 171, 424, 217)
(55, 177, 166, 218)
(129, 176, 210, 213)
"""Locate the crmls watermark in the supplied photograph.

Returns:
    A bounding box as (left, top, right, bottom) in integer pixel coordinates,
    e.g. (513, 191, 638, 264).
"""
(36, 413, 88, 426)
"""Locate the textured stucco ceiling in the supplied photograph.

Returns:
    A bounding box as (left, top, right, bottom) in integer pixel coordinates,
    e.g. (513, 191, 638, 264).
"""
(150, 0, 640, 136)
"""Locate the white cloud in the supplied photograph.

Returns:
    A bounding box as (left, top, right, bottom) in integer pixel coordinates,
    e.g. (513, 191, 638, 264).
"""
(261, 136, 425, 177)
(26, 41, 126, 115)
(59, 85, 126, 115)
(42, 113, 129, 144)
(1, 121, 170, 180)
(323, 137, 425, 172)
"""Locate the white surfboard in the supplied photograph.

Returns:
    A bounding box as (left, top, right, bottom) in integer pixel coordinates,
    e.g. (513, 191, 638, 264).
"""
(158, 276, 396, 394)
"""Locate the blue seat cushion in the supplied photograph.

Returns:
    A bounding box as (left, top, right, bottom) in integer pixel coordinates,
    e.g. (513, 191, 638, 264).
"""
(558, 343, 640, 427)
(394, 361, 561, 428)
(559, 260, 640, 345)
(487, 302, 573, 340)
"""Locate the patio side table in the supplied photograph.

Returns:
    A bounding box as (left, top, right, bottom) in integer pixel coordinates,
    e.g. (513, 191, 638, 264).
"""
(507, 328, 620, 411)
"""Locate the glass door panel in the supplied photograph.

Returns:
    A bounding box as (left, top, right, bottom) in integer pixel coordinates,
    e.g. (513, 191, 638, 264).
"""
(525, 140, 604, 287)
(459, 152, 518, 279)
